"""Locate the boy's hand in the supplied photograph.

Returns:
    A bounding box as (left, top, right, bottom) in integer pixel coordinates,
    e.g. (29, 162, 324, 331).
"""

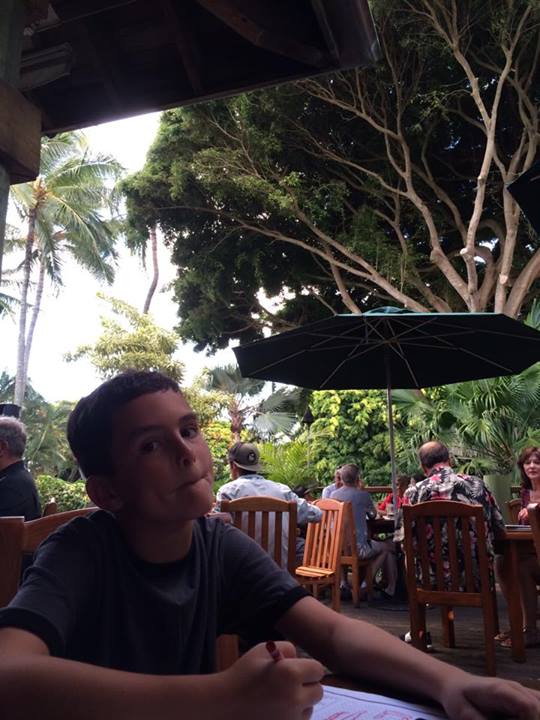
(439, 670, 540, 720)
(222, 641, 324, 720)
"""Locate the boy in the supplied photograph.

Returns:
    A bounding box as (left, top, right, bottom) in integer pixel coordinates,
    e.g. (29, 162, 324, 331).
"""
(0, 371, 538, 720)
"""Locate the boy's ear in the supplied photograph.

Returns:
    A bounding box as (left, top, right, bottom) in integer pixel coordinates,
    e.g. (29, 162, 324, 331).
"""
(86, 475, 124, 512)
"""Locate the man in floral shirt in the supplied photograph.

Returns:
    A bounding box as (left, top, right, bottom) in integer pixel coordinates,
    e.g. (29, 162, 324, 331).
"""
(395, 440, 505, 590)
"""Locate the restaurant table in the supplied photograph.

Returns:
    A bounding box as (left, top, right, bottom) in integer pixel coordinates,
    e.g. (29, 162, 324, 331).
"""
(368, 516, 395, 537)
(323, 673, 443, 712)
(500, 526, 534, 663)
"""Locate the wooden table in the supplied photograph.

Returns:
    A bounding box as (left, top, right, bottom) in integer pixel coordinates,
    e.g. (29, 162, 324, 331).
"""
(500, 527, 534, 663)
(368, 516, 395, 537)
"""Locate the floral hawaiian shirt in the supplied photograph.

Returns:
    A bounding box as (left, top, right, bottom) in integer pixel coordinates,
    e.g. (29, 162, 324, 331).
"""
(395, 465, 505, 590)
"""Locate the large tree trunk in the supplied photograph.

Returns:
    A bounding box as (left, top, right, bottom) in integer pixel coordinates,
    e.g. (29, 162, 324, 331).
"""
(23, 252, 46, 385)
(14, 209, 36, 406)
(142, 225, 159, 314)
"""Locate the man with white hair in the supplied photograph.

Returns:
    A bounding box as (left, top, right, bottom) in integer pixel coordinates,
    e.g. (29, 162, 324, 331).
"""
(0, 416, 41, 519)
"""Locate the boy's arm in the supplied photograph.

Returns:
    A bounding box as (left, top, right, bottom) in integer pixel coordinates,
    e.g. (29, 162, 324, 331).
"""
(0, 628, 324, 720)
(276, 597, 540, 720)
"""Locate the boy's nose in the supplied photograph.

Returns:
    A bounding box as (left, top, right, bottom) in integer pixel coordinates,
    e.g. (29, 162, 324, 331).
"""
(174, 434, 196, 463)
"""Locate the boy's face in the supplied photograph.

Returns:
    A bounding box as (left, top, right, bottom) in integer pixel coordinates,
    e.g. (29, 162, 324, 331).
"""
(103, 389, 214, 525)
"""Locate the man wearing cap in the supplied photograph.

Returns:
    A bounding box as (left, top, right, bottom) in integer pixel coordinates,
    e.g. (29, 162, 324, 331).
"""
(215, 442, 322, 564)
(0, 417, 41, 520)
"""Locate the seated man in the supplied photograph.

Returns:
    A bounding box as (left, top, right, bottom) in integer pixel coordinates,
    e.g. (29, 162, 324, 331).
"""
(215, 442, 322, 563)
(0, 417, 41, 520)
(0, 372, 538, 720)
(321, 467, 343, 498)
(395, 440, 506, 645)
(332, 463, 397, 599)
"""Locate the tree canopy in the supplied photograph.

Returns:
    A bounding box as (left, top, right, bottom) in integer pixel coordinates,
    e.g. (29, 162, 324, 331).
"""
(123, 0, 540, 352)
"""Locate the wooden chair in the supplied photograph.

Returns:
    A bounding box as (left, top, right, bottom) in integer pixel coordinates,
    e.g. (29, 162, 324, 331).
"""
(507, 498, 521, 523)
(529, 503, 540, 564)
(340, 501, 374, 604)
(42, 499, 58, 516)
(403, 501, 499, 675)
(0, 509, 93, 607)
(295, 498, 345, 612)
(220, 496, 298, 575)
(216, 496, 298, 670)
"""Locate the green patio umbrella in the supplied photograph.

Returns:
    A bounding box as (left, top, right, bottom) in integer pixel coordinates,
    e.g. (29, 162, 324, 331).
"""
(233, 308, 540, 514)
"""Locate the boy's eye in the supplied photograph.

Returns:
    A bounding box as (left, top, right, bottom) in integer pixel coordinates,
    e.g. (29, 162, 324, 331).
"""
(141, 440, 160, 453)
(181, 425, 199, 439)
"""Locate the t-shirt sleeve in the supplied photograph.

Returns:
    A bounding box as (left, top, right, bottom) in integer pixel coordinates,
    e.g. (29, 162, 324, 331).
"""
(0, 518, 96, 656)
(217, 524, 308, 642)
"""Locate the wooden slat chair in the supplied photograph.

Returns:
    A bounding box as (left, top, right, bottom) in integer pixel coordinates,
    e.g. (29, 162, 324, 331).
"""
(403, 501, 499, 675)
(220, 496, 298, 575)
(0, 509, 93, 607)
(216, 496, 298, 670)
(42, 499, 58, 516)
(507, 498, 521, 523)
(530, 503, 540, 563)
(340, 501, 374, 604)
(295, 498, 345, 612)
(526, 503, 540, 622)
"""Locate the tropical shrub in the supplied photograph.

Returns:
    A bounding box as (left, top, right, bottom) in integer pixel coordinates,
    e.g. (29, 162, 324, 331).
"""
(36, 475, 89, 511)
(308, 390, 404, 485)
(205, 421, 234, 491)
(259, 440, 315, 489)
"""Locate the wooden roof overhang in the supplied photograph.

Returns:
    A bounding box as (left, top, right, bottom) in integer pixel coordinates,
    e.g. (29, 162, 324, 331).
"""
(21, 0, 380, 135)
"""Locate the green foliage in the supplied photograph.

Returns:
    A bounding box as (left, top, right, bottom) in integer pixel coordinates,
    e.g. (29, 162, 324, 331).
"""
(259, 440, 314, 489)
(394, 365, 540, 475)
(204, 420, 234, 491)
(66, 294, 184, 381)
(308, 390, 405, 485)
(35, 476, 89, 511)
(0, 373, 76, 478)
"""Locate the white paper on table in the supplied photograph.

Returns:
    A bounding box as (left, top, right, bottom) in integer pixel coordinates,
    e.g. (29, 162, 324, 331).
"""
(314, 686, 447, 720)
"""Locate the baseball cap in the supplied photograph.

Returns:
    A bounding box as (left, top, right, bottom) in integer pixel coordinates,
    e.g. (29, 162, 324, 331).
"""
(228, 442, 262, 472)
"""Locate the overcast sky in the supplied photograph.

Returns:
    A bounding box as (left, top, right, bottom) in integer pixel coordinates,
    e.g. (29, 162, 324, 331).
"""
(1, 112, 234, 403)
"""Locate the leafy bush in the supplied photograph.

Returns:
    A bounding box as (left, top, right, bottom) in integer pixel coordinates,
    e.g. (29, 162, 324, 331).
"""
(204, 421, 234, 491)
(259, 440, 316, 489)
(36, 475, 89, 512)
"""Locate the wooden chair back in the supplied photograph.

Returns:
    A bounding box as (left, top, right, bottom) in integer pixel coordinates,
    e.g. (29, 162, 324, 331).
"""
(220, 496, 298, 575)
(507, 498, 521, 524)
(0, 509, 93, 607)
(402, 500, 498, 675)
(295, 498, 345, 611)
(340, 501, 373, 603)
(42, 499, 58, 516)
(529, 503, 540, 565)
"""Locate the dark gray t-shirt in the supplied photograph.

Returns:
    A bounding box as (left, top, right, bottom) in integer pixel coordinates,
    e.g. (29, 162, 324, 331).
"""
(0, 510, 306, 674)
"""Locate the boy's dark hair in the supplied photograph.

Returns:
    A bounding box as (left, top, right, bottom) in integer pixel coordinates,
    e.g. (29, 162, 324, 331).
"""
(67, 370, 180, 477)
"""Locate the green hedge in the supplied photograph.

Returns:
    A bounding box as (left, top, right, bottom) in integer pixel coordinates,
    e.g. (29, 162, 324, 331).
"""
(36, 475, 90, 512)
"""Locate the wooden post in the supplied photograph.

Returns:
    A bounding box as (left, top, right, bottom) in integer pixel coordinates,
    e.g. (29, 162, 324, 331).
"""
(0, 0, 25, 287)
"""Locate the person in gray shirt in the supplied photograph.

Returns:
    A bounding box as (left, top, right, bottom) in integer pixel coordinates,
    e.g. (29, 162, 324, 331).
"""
(331, 463, 397, 598)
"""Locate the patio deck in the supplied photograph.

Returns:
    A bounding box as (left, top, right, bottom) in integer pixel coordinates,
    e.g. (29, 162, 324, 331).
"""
(332, 590, 540, 689)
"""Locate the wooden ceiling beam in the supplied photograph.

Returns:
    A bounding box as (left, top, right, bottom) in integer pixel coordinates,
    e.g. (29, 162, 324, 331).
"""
(196, 0, 329, 68)
(158, 0, 203, 95)
(75, 20, 123, 113)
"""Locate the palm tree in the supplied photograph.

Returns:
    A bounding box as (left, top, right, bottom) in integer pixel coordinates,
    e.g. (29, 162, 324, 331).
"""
(9, 132, 123, 406)
(204, 364, 301, 440)
(394, 302, 540, 474)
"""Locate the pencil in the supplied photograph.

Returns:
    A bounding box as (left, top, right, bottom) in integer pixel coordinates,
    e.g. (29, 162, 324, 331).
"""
(266, 640, 283, 662)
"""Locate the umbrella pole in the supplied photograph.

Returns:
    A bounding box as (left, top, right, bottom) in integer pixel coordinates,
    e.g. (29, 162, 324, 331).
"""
(385, 361, 399, 527)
